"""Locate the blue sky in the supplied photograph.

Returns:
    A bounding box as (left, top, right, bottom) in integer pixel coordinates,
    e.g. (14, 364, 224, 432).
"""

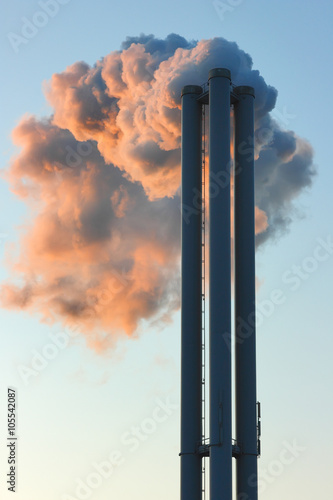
(1, 0, 333, 498)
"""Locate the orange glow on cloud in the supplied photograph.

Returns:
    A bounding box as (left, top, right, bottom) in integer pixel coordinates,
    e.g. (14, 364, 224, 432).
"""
(0, 35, 314, 347)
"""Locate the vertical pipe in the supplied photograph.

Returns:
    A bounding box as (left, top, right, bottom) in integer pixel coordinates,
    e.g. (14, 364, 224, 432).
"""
(234, 86, 258, 500)
(208, 68, 232, 500)
(181, 85, 203, 500)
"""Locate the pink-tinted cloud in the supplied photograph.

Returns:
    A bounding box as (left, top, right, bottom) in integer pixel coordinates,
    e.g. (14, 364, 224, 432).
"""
(1, 34, 315, 348)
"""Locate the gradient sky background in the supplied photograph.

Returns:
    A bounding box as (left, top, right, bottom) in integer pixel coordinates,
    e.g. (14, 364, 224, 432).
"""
(1, 0, 333, 499)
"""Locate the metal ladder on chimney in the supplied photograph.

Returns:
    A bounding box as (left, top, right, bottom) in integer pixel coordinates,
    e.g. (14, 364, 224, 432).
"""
(201, 103, 207, 500)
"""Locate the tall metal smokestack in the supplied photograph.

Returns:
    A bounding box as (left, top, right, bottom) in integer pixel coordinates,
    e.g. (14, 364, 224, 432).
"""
(234, 86, 258, 500)
(180, 70, 259, 500)
(208, 68, 232, 500)
(180, 84, 203, 500)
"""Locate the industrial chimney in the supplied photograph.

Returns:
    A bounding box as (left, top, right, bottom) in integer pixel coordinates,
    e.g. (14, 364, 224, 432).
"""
(180, 69, 260, 500)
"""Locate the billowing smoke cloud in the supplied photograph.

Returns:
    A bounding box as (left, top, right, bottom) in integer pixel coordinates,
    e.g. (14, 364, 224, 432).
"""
(1, 34, 315, 347)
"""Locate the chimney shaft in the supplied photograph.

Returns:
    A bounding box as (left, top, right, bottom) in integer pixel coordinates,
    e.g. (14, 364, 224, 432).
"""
(234, 86, 258, 500)
(180, 85, 203, 500)
(208, 68, 233, 500)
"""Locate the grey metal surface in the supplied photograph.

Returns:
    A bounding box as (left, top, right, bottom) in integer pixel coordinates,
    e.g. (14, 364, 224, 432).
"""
(208, 69, 232, 500)
(234, 86, 258, 500)
(180, 85, 203, 500)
